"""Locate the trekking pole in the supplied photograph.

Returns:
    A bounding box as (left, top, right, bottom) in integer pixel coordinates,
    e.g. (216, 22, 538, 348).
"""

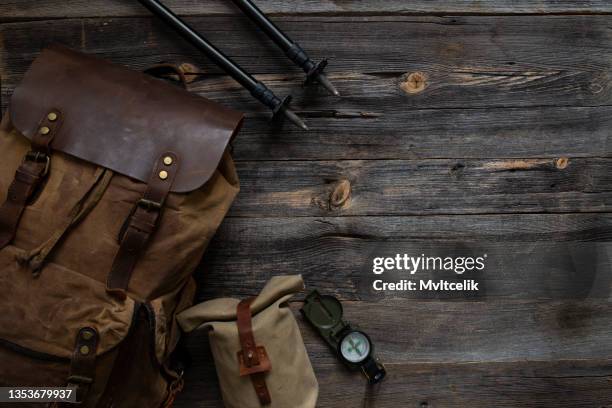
(229, 0, 340, 96)
(137, 0, 308, 130)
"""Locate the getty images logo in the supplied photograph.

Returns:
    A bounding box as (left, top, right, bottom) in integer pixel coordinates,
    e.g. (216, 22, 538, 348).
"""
(372, 253, 488, 275)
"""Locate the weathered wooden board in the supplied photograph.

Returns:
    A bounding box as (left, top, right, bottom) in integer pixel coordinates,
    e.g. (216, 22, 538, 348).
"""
(228, 105, 612, 160)
(1, 3, 611, 408)
(0, 16, 612, 160)
(196, 214, 612, 300)
(2, 16, 610, 161)
(1, 16, 611, 105)
(227, 158, 612, 217)
(4, 100, 611, 161)
(175, 303, 612, 407)
(2, 0, 612, 20)
(175, 359, 612, 407)
(182, 300, 612, 365)
(214, 213, 612, 244)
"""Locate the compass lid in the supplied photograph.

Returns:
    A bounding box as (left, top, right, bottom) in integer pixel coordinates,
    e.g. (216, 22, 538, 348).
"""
(301, 291, 344, 329)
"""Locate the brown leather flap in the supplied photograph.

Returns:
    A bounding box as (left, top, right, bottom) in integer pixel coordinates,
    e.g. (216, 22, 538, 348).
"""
(9, 45, 244, 193)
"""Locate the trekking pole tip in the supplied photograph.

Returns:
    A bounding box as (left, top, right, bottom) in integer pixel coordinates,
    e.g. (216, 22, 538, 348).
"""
(282, 108, 309, 130)
(317, 73, 340, 96)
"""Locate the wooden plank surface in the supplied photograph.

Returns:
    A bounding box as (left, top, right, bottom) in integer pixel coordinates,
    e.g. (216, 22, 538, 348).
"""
(176, 302, 612, 407)
(2, 0, 612, 20)
(197, 215, 612, 300)
(2, 15, 611, 98)
(176, 359, 612, 407)
(228, 158, 612, 217)
(183, 300, 612, 366)
(0, 3, 611, 407)
(2, 16, 612, 161)
(228, 105, 612, 160)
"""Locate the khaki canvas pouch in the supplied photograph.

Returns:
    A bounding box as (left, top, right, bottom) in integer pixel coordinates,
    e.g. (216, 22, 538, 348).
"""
(178, 275, 318, 408)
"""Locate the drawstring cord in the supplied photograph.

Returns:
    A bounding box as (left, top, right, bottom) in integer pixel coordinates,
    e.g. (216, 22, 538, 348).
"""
(16, 168, 114, 275)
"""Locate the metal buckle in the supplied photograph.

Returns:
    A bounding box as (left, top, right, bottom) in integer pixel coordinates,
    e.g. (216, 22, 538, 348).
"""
(24, 151, 50, 177)
(136, 198, 163, 211)
(117, 198, 163, 243)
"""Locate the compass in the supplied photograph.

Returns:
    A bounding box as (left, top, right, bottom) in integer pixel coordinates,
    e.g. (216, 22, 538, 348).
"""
(301, 291, 386, 384)
(339, 330, 371, 363)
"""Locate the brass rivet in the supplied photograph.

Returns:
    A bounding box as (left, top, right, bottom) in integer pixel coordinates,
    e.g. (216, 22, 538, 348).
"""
(159, 170, 169, 180)
(81, 330, 94, 340)
(79, 345, 90, 355)
(47, 112, 58, 122)
(40, 126, 50, 135)
(163, 156, 173, 166)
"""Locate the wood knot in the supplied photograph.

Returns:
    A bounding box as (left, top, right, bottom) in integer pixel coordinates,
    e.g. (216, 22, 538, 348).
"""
(555, 157, 569, 170)
(588, 73, 608, 95)
(330, 179, 352, 209)
(178, 63, 199, 83)
(400, 72, 428, 95)
(449, 162, 465, 180)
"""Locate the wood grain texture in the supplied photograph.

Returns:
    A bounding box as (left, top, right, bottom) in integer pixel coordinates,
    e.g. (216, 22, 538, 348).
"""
(228, 105, 612, 160)
(227, 158, 612, 217)
(312, 300, 612, 363)
(2, 16, 611, 161)
(196, 214, 612, 300)
(1, 15, 611, 101)
(1, 4, 611, 407)
(175, 359, 612, 407)
(2, 0, 612, 20)
(175, 302, 612, 407)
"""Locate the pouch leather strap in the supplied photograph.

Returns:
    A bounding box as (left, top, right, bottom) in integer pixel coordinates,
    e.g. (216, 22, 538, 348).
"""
(237, 298, 272, 405)
(107, 152, 178, 298)
(0, 110, 61, 249)
(67, 327, 98, 404)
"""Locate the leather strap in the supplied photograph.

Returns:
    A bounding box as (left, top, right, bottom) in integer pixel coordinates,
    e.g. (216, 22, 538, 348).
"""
(237, 298, 272, 405)
(67, 327, 98, 404)
(30, 109, 63, 153)
(0, 110, 62, 249)
(106, 152, 178, 298)
(249, 372, 271, 406)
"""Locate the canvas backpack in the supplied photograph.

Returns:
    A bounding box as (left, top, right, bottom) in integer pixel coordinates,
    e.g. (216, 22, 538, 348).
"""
(0, 45, 243, 407)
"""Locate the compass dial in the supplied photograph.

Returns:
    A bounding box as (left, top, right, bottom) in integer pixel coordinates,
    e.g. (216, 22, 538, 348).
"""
(340, 331, 371, 363)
